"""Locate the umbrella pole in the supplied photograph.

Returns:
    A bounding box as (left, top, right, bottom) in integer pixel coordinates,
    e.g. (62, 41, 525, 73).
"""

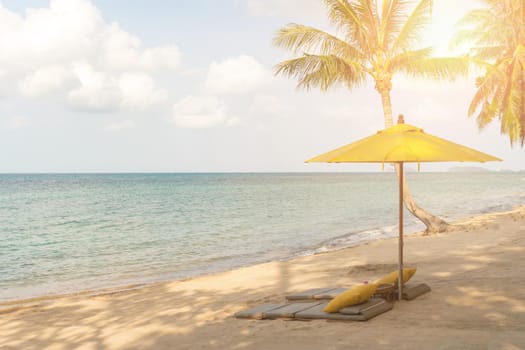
(398, 162, 404, 301)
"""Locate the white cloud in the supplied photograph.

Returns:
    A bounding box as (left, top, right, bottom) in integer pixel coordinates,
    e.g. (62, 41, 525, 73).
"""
(0, 0, 179, 111)
(205, 55, 271, 95)
(98, 22, 180, 72)
(67, 63, 121, 112)
(66, 63, 167, 112)
(3, 116, 32, 129)
(103, 119, 135, 132)
(138, 46, 181, 71)
(0, 0, 102, 69)
(118, 73, 167, 109)
(18, 65, 75, 97)
(172, 96, 239, 128)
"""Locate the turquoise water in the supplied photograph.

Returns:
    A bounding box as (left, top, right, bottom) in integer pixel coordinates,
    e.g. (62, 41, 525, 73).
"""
(0, 172, 523, 301)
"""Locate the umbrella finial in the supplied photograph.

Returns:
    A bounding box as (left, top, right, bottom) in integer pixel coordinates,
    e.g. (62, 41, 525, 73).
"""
(397, 114, 405, 124)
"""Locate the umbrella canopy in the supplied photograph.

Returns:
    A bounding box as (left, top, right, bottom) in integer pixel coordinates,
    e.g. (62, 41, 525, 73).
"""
(306, 122, 501, 164)
(307, 117, 501, 300)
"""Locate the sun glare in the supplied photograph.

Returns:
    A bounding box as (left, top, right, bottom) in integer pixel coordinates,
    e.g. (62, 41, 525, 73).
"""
(422, 1, 479, 55)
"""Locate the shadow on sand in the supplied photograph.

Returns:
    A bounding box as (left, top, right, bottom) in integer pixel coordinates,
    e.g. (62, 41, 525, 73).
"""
(1, 222, 525, 350)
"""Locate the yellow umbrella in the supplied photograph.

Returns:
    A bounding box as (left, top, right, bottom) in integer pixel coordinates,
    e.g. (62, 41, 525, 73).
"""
(306, 116, 501, 300)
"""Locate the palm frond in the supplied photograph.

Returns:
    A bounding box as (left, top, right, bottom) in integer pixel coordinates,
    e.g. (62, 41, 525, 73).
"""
(352, 0, 380, 49)
(468, 46, 507, 62)
(393, 53, 469, 81)
(500, 100, 521, 145)
(478, 98, 500, 129)
(454, 7, 504, 48)
(455, 0, 525, 146)
(390, 47, 433, 69)
(324, 0, 370, 51)
(273, 23, 362, 60)
(455, 9, 492, 29)
(391, 0, 432, 52)
(380, 0, 411, 49)
(468, 65, 506, 116)
(274, 54, 366, 91)
(469, 60, 521, 142)
(516, 45, 525, 144)
(464, 57, 490, 79)
(449, 28, 484, 50)
(501, 48, 525, 144)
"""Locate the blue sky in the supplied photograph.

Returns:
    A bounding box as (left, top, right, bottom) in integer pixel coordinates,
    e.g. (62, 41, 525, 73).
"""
(0, 0, 522, 172)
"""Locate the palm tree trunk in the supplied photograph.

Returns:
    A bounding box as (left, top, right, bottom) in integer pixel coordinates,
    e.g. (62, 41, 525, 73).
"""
(379, 86, 394, 127)
(378, 87, 449, 233)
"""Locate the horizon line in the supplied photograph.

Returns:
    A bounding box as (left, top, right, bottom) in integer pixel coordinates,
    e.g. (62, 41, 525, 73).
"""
(0, 169, 522, 175)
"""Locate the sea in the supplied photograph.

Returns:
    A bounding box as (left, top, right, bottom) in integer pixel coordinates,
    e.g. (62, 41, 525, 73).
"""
(0, 172, 523, 302)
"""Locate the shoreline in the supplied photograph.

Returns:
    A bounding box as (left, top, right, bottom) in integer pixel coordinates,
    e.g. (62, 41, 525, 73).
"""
(2, 172, 522, 305)
(2, 204, 523, 313)
(1, 204, 524, 349)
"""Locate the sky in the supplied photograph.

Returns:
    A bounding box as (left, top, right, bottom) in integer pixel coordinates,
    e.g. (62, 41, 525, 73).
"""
(0, 0, 522, 173)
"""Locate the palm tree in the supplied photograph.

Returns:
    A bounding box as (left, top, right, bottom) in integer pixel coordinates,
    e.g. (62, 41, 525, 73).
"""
(453, 0, 525, 145)
(273, 0, 467, 233)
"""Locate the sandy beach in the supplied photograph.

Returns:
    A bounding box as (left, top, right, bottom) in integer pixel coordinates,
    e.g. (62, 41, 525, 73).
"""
(1, 206, 524, 350)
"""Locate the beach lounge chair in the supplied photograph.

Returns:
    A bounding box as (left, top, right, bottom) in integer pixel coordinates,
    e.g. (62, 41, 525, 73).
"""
(285, 287, 347, 301)
(285, 283, 431, 302)
(234, 298, 392, 322)
(400, 283, 431, 300)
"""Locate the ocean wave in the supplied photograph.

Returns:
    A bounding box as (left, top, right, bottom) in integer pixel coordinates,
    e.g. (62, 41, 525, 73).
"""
(1, 172, 523, 302)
